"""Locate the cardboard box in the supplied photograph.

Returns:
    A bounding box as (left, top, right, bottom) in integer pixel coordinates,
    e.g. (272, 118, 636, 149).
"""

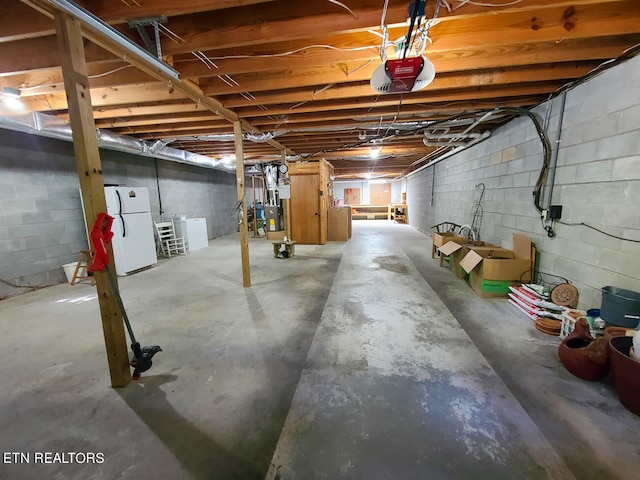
(440, 241, 497, 279)
(328, 207, 352, 241)
(432, 232, 467, 248)
(437, 241, 465, 278)
(459, 234, 534, 298)
(468, 274, 515, 298)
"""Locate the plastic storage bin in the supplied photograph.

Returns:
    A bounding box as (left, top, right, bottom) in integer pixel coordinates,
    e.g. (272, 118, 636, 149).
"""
(600, 286, 640, 328)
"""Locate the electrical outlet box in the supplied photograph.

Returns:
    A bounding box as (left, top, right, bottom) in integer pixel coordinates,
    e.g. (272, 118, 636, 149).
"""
(549, 205, 563, 220)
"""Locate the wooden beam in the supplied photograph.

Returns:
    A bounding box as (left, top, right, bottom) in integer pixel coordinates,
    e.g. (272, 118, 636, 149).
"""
(129, 100, 529, 138)
(9, 62, 155, 97)
(3, 0, 622, 43)
(235, 86, 558, 123)
(429, 0, 640, 50)
(56, 99, 208, 120)
(20, 0, 292, 155)
(76, 0, 280, 25)
(18, 82, 189, 112)
(2, 0, 280, 42)
(175, 41, 378, 80)
(96, 112, 225, 129)
(0, 35, 115, 75)
(55, 11, 130, 388)
(234, 121, 251, 287)
(161, 0, 409, 56)
(199, 34, 637, 96)
(0, 0, 54, 42)
(219, 61, 596, 108)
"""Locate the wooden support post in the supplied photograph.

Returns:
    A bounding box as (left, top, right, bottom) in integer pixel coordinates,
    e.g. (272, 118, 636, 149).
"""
(282, 150, 291, 240)
(55, 12, 130, 387)
(234, 121, 251, 287)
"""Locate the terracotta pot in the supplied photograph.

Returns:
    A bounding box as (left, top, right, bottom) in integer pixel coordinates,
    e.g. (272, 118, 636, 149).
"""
(604, 326, 633, 344)
(558, 318, 610, 381)
(609, 336, 640, 416)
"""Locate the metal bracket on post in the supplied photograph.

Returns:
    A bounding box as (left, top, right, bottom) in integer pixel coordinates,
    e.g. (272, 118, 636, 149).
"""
(128, 16, 168, 60)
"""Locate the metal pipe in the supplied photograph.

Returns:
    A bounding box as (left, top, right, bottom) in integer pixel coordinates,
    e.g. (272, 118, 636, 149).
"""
(544, 90, 567, 209)
(403, 130, 491, 179)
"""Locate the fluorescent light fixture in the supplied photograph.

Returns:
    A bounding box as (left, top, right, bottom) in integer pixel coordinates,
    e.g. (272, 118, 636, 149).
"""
(370, 148, 380, 159)
(222, 155, 235, 164)
(365, 173, 372, 179)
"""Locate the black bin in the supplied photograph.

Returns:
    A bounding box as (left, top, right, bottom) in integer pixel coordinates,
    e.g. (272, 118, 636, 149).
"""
(600, 286, 640, 328)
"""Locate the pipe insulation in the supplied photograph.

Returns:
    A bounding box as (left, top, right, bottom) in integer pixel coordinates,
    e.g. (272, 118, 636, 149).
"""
(0, 111, 235, 172)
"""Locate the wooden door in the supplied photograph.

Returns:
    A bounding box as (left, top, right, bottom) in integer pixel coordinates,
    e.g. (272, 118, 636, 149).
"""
(290, 174, 320, 244)
(370, 182, 391, 204)
(344, 187, 360, 205)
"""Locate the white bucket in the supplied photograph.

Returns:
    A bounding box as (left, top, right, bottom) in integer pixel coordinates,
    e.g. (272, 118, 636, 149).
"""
(62, 262, 86, 284)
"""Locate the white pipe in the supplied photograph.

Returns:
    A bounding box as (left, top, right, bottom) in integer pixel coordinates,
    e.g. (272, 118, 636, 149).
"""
(403, 130, 491, 179)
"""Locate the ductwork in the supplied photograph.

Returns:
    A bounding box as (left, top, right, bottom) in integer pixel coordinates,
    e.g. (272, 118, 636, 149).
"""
(0, 111, 235, 172)
(403, 130, 492, 179)
(170, 131, 287, 143)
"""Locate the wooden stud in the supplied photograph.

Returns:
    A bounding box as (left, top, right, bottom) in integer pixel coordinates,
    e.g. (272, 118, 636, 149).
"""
(55, 12, 130, 388)
(234, 121, 251, 287)
(282, 150, 291, 240)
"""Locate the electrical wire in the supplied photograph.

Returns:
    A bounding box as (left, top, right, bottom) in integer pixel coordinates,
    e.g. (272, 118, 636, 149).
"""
(403, 0, 424, 58)
(190, 45, 378, 61)
(558, 221, 640, 243)
(448, 0, 523, 10)
(18, 65, 134, 93)
(328, 0, 358, 19)
(495, 106, 550, 213)
(88, 65, 134, 79)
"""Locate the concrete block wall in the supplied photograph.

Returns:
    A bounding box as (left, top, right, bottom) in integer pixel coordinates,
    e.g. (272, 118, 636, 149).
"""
(407, 55, 640, 309)
(0, 129, 240, 299)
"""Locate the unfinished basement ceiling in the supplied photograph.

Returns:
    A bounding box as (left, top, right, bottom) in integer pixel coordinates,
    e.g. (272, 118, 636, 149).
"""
(1, 0, 639, 178)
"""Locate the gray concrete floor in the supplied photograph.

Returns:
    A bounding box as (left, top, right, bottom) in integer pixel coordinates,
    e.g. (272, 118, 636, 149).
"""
(0, 221, 638, 480)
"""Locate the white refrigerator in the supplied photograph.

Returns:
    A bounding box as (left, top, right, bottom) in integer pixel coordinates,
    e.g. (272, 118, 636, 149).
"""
(104, 186, 157, 276)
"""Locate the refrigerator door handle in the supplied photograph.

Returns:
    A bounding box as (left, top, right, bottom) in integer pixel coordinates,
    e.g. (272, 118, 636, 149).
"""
(116, 189, 123, 213)
(115, 189, 126, 237)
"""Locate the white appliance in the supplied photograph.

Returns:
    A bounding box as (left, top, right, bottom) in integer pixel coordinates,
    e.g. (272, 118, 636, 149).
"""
(174, 217, 208, 252)
(104, 186, 157, 276)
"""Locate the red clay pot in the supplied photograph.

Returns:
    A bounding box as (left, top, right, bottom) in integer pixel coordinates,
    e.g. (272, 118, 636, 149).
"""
(609, 336, 640, 416)
(558, 318, 610, 381)
(604, 326, 634, 344)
